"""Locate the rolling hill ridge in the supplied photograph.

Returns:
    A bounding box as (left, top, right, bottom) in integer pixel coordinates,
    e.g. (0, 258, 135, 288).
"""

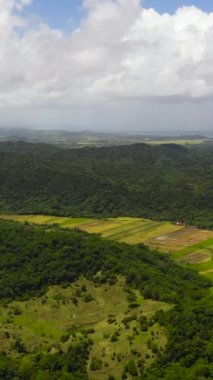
(0, 141, 212, 228)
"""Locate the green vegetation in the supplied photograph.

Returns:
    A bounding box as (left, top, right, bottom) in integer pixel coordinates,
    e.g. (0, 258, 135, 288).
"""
(0, 219, 212, 379)
(0, 277, 168, 380)
(0, 220, 206, 303)
(2, 214, 212, 278)
(0, 140, 212, 379)
(0, 141, 212, 228)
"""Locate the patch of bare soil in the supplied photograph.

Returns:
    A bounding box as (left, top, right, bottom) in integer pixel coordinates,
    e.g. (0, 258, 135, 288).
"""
(179, 252, 211, 264)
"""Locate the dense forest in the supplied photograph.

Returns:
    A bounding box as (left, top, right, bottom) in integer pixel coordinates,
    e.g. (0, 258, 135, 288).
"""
(0, 220, 212, 379)
(0, 142, 212, 228)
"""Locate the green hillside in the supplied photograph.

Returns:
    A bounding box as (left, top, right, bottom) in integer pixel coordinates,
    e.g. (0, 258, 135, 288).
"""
(2, 214, 213, 278)
(0, 220, 212, 379)
(0, 142, 212, 228)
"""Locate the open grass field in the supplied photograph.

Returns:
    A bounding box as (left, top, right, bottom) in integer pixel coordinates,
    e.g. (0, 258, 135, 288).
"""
(1, 214, 213, 279)
(0, 276, 169, 379)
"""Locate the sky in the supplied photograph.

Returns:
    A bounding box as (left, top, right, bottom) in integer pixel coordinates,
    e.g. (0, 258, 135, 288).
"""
(0, 0, 213, 134)
(23, 1, 213, 30)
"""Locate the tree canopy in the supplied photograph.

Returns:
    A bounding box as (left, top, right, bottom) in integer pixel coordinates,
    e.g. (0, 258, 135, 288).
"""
(0, 141, 212, 227)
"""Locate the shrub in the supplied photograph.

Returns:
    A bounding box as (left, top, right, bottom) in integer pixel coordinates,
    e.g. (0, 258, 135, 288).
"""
(90, 357, 103, 371)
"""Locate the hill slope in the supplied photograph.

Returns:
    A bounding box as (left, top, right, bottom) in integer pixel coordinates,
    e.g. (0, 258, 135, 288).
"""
(0, 142, 212, 227)
(0, 220, 212, 379)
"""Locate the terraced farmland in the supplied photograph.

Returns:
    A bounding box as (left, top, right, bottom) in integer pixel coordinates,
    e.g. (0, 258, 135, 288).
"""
(1, 214, 213, 278)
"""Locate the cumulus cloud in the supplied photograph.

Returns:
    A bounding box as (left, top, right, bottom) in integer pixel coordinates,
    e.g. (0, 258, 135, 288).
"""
(0, 0, 213, 114)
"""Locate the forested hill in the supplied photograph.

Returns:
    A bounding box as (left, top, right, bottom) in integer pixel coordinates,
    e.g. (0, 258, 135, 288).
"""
(0, 141, 212, 227)
(0, 220, 212, 379)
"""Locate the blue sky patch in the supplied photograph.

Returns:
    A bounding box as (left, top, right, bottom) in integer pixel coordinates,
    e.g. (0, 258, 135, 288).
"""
(23, 0, 213, 31)
(145, 0, 213, 14)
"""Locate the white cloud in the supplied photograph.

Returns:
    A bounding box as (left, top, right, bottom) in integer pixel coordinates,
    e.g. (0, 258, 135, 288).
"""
(0, 0, 213, 131)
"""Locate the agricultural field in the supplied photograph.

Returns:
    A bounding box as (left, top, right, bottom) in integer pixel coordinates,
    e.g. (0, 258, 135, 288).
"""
(0, 276, 169, 380)
(1, 214, 213, 278)
(0, 214, 184, 245)
(173, 238, 213, 280)
(148, 227, 213, 252)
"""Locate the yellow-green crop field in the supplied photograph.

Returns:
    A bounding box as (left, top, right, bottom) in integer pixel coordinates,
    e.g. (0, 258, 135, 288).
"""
(1, 214, 213, 278)
(0, 214, 184, 245)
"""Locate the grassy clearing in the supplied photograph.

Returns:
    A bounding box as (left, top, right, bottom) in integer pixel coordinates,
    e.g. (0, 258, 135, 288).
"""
(0, 276, 169, 379)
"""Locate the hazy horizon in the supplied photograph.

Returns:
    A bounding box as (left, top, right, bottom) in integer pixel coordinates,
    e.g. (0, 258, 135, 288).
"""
(0, 125, 212, 138)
